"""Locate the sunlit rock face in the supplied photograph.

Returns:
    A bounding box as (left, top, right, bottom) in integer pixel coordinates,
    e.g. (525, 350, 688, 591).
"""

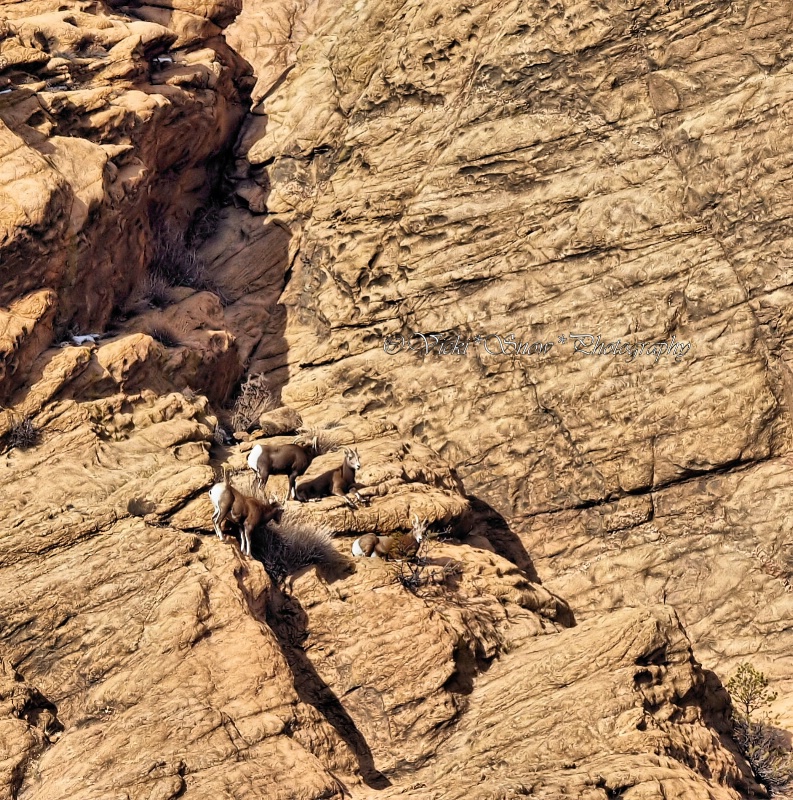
(224, 0, 793, 736)
(0, 0, 252, 401)
(0, 0, 790, 796)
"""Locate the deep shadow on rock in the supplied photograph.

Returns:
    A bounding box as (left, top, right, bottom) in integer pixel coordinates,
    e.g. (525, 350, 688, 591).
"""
(265, 588, 392, 791)
(463, 495, 541, 583)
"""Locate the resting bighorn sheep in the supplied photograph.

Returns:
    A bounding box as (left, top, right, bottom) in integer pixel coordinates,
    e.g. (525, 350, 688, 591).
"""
(247, 436, 318, 501)
(209, 471, 283, 557)
(296, 447, 362, 507)
(352, 516, 425, 560)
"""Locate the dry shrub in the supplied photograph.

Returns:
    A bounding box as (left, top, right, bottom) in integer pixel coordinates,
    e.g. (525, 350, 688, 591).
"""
(295, 424, 340, 455)
(149, 219, 209, 290)
(127, 497, 156, 516)
(389, 520, 462, 594)
(231, 373, 277, 432)
(140, 273, 172, 309)
(148, 217, 231, 305)
(252, 519, 336, 584)
(734, 719, 793, 794)
(187, 202, 222, 247)
(147, 325, 182, 348)
(213, 423, 230, 445)
(7, 416, 39, 450)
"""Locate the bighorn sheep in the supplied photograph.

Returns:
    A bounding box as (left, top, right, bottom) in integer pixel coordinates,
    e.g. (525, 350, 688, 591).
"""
(352, 516, 425, 560)
(247, 436, 318, 501)
(296, 447, 362, 507)
(208, 472, 283, 557)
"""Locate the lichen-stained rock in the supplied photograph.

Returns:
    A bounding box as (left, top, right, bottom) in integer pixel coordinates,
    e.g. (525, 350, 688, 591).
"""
(0, 388, 215, 567)
(372, 606, 760, 800)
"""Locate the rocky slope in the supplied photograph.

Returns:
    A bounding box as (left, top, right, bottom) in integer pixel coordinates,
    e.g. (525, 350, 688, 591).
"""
(224, 0, 793, 736)
(0, 0, 251, 402)
(0, 0, 790, 797)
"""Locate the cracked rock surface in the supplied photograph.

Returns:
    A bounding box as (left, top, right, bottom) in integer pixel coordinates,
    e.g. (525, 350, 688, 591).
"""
(225, 0, 793, 740)
(0, 0, 790, 796)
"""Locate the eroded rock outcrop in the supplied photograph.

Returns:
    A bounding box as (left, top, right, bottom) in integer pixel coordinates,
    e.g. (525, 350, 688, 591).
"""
(1, 0, 790, 796)
(0, 0, 252, 401)
(375, 605, 757, 800)
(221, 0, 793, 739)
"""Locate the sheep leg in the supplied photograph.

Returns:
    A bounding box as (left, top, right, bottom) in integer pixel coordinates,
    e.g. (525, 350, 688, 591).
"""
(336, 490, 357, 509)
(331, 487, 351, 505)
(346, 479, 365, 505)
(213, 498, 232, 540)
(242, 505, 263, 557)
(331, 476, 357, 508)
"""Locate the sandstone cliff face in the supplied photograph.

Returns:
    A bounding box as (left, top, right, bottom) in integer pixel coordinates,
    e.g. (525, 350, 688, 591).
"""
(225, 0, 793, 740)
(0, 375, 760, 798)
(0, 0, 789, 797)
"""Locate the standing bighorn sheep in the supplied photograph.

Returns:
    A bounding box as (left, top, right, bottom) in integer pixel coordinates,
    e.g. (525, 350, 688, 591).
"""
(352, 516, 425, 560)
(209, 472, 283, 557)
(247, 436, 318, 501)
(296, 447, 362, 507)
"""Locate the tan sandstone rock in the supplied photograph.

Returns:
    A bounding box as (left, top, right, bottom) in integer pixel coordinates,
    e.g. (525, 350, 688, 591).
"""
(218, 0, 793, 745)
(1, 0, 790, 796)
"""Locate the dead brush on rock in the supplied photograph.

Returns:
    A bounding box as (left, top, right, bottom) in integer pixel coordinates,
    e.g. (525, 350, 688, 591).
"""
(5, 415, 40, 451)
(213, 422, 231, 446)
(140, 273, 172, 310)
(148, 215, 230, 304)
(149, 218, 209, 290)
(727, 662, 793, 796)
(252, 518, 337, 584)
(295, 424, 341, 455)
(147, 325, 183, 348)
(231, 373, 278, 432)
(186, 200, 223, 248)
